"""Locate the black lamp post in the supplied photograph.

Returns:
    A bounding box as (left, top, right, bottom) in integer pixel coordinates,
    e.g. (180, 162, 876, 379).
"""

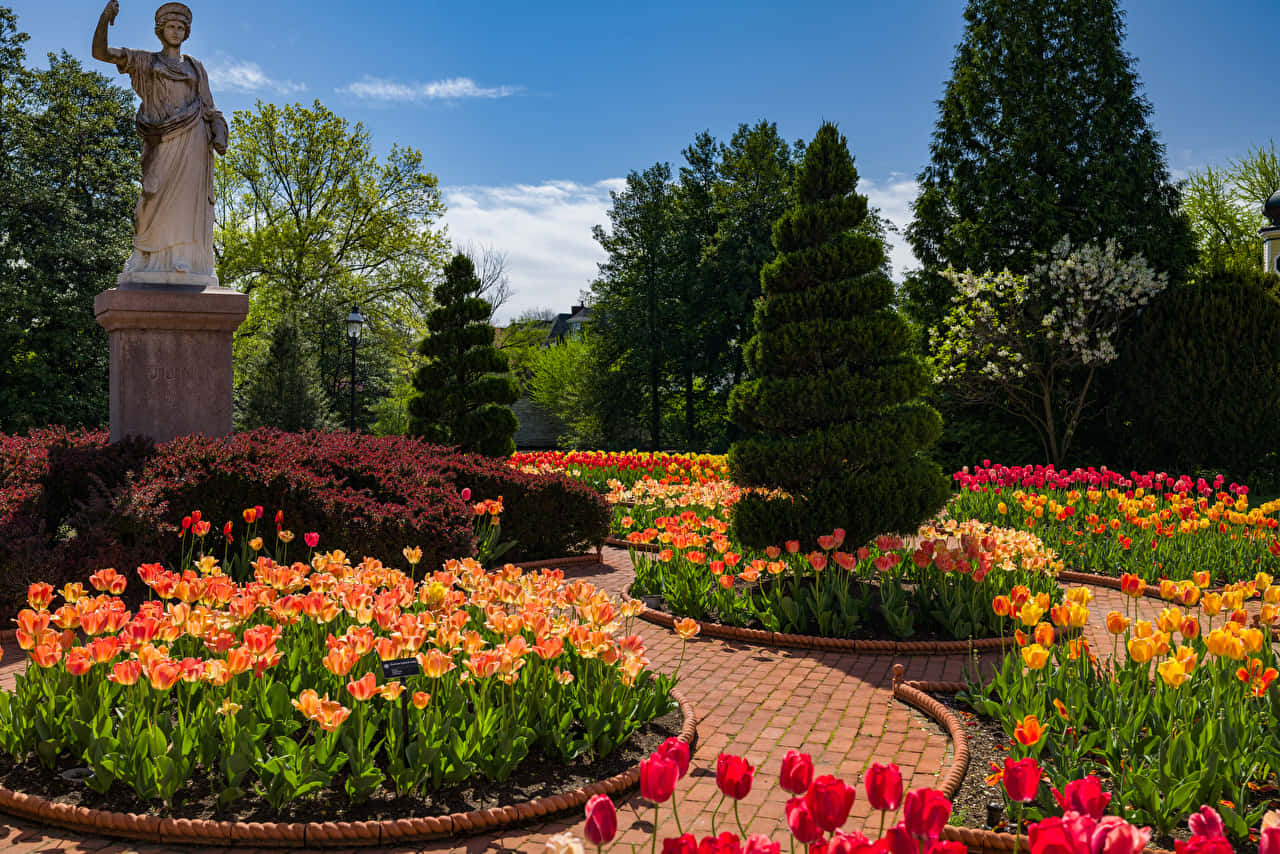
(345, 306, 364, 432)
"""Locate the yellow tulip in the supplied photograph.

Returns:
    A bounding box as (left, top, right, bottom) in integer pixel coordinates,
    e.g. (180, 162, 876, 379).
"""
(1021, 643, 1050, 670)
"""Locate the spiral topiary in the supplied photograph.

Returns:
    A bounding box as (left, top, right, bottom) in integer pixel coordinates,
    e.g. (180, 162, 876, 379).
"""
(727, 122, 950, 550)
(408, 253, 519, 457)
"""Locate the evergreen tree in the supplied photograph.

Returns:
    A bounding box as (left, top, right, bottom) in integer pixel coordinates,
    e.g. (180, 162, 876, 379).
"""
(705, 122, 797, 390)
(904, 0, 1194, 333)
(0, 10, 137, 431)
(728, 123, 949, 550)
(236, 320, 339, 432)
(408, 254, 518, 456)
(588, 162, 678, 450)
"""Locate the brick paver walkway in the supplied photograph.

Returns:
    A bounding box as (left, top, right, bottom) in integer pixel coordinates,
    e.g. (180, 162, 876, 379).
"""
(0, 548, 1180, 853)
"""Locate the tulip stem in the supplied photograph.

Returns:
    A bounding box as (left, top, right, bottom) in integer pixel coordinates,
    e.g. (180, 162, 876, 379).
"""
(652, 803, 659, 854)
(733, 800, 746, 837)
(712, 794, 725, 835)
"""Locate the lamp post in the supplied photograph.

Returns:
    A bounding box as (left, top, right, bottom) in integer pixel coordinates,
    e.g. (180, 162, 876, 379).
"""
(346, 306, 364, 432)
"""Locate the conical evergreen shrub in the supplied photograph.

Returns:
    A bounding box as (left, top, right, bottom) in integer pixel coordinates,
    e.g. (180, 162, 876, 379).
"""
(408, 254, 519, 457)
(237, 320, 339, 432)
(728, 123, 949, 550)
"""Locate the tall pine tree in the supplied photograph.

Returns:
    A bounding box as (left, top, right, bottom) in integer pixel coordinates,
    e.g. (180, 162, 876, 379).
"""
(904, 0, 1194, 333)
(729, 123, 949, 550)
(408, 254, 519, 456)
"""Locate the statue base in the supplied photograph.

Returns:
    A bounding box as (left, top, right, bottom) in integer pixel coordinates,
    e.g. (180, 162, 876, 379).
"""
(117, 270, 220, 288)
(94, 282, 249, 444)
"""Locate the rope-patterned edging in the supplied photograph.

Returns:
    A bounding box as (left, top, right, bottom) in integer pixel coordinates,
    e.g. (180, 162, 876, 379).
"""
(512, 551, 604, 570)
(639, 602, 1016, 655)
(0, 690, 696, 848)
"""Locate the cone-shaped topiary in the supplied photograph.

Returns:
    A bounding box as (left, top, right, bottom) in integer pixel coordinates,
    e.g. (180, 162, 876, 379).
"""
(408, 253, 519, 457)
(728, 123, 950, 550)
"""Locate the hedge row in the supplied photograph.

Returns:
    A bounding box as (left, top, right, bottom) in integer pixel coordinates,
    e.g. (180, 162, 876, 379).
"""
(0, 429, 609, 621)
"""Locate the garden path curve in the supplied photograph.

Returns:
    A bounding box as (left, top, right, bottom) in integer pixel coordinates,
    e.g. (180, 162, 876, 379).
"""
(0, 547, 1175, 854)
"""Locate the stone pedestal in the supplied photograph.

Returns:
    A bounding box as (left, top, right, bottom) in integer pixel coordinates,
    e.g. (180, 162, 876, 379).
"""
(94, 282, 248, 444)
(1263, 225, 1280, 277)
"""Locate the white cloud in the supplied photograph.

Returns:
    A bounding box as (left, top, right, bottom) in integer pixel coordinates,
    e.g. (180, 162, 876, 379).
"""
(206, 56, 306, 96)
(338, 76, 520, 102)
(860, 173, 921, 280)
(441, 181, 615, 324)
(445, 174, 922, 326)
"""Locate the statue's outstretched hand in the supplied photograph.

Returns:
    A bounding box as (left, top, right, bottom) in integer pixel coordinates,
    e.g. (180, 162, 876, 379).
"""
(103, 0, 119, 25)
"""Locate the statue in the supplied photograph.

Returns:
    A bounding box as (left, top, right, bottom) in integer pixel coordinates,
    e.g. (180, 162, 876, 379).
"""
(92, 1, 227, 282)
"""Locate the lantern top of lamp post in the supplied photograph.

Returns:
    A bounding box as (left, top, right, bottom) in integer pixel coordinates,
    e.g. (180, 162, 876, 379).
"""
(346, 306, 364, 340)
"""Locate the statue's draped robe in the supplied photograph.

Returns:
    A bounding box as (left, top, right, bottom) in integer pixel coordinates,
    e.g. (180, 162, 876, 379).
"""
(114, 49, 223, 277)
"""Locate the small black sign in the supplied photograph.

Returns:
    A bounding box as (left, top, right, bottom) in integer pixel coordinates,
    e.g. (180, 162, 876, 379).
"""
(381, 657, 422, 679)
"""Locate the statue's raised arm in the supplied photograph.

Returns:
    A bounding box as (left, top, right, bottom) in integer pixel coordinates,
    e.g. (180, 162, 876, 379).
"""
(93, 2, 228, 285)
(91, 1, 125, 65)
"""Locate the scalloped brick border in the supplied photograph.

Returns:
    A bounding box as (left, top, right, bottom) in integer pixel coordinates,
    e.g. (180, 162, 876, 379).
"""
(514, 551, 605, 570)
(892, 669, 1175, 854)
(638, 600, 1017, 655)
(0, 690, 696, 848)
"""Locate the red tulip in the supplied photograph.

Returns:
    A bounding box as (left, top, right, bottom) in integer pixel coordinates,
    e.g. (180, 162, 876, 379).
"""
(785, 797, 825, 845)
(827, 831, 878, 854)
(779, 750, 814, 795)
(697, 832, 742, 854)
(659, 737, 691, 779)
(1260, 824, 1280, 854)
(883, 825, 916, 854)
(716, 753, 754, 800)
(640, 752, 679, 803)
(304, 532, 319, 548)
(1175, 837, 1232, 854)
(1051, 775, 1110, 821)
(804, 775, 856, 833)
(664, 835, 698, 854)
(864, 762, 903, 811)
(1028, 816, 1076, 854)
(1003, 757, 1040, 803)
(1187, 807, 1224, 840)
(1094, 816, 1151, 854)
(742, 835, 780, 854)
(584, 794, 617, 846)
(902, 788, 951, 841)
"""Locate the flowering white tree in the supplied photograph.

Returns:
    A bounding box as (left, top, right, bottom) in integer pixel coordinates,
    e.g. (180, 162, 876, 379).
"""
(930, 238, 1167, 466)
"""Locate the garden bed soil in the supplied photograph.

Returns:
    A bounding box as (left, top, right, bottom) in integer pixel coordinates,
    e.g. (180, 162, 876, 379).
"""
(933, 693, 1274, 854)
(0, 707, 682, 825)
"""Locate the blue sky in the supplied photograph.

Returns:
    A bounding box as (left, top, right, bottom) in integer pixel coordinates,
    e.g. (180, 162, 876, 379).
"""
(11, 0, 1276, 321)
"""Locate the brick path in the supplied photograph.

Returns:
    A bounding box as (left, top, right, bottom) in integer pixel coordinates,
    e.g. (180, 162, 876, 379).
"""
(0, 549, 1182, 853)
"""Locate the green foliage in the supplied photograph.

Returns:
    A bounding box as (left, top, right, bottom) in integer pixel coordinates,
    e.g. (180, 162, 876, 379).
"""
(728, 123, 949, 550)
(931, 239, 1167, 467)
(1113, 269, 1280, 482)
(408, 254, 519, 457)
(527, 332, 609, 449)
(905, 0, 1194, 333)
(236, 320, 339, 432)
(1181, 140, 1280, 278)
(0, 10, 137, 431)
(216, 100, 447, 431)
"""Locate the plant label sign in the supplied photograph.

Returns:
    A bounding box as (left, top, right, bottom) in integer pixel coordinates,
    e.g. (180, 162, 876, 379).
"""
(381, 658, 422, 679)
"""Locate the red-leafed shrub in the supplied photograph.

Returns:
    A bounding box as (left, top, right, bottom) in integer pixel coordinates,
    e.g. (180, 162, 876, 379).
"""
(0, 429, 609, 620)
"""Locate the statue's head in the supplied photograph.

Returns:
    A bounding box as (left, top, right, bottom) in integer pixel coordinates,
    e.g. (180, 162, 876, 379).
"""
(154, 2, 192, 46)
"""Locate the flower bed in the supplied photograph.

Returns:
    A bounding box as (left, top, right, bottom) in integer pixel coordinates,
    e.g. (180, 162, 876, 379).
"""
(512, 451, 729, 491)
(952, 463, 1280, 583)
(0, 551, 673, 815)
(0, 429, 610, 621)
(624, 515, 1064, 642)
(963, 570, 1280, 840)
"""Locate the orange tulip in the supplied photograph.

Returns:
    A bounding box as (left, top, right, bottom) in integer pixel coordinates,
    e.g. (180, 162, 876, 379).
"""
(109, 659, 141, 685)
(1105, 611, 1130, 635)
(1014, 714, 1043, 745)
(412, 691, 431, 709)
(147, 659, 182, 691)
(1033, 622, 1054, 648)
(346, 672, 378, 702)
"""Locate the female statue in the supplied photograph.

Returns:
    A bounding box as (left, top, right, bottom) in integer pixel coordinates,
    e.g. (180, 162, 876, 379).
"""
(92, 1, 227, 281)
